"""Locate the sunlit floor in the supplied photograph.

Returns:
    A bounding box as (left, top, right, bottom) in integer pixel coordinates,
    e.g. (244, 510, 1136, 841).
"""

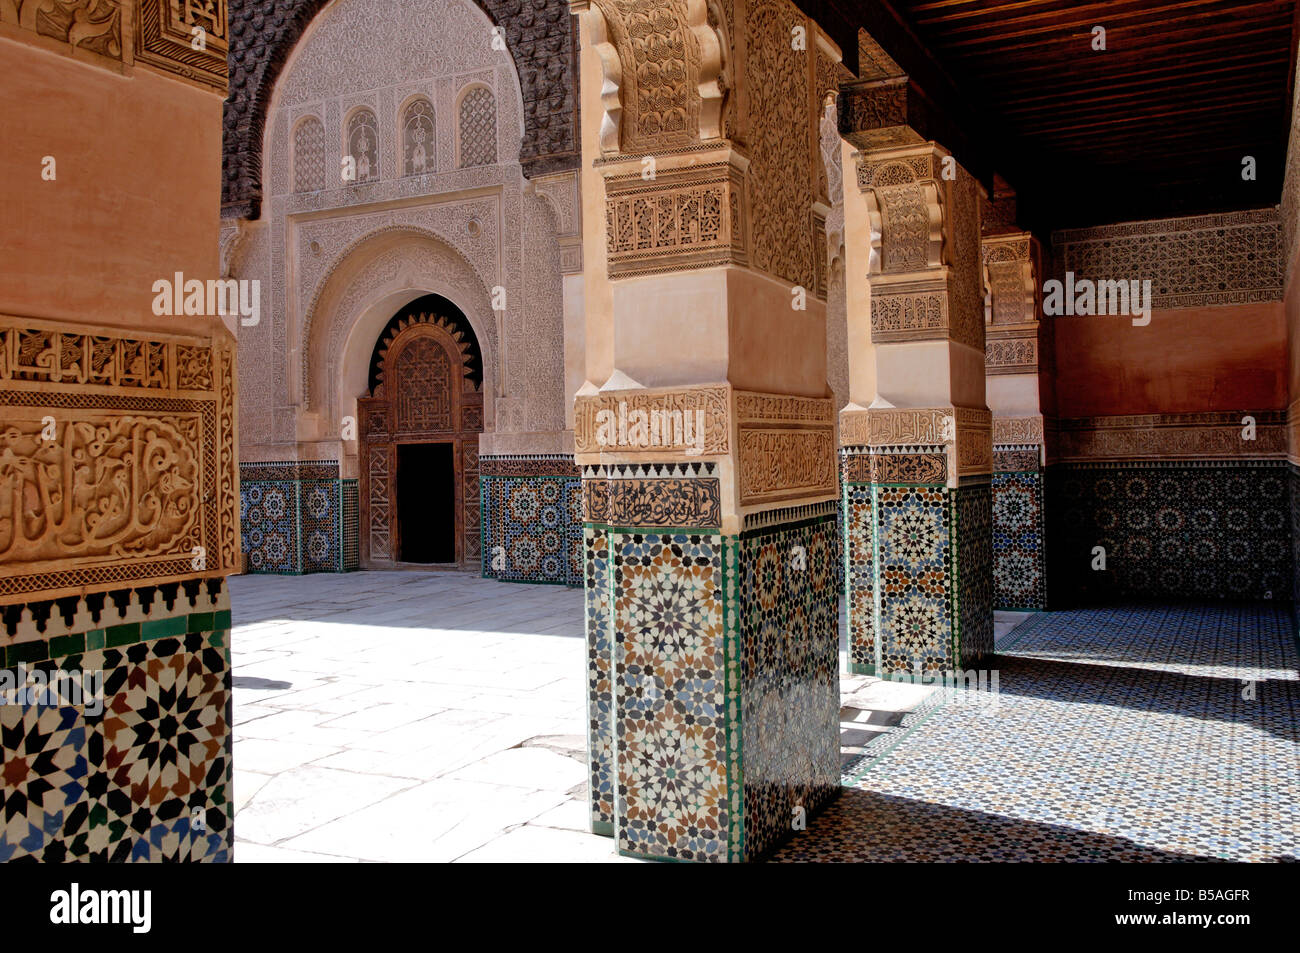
(229, 571, 611, 862)
(228, 573, 1298, 862)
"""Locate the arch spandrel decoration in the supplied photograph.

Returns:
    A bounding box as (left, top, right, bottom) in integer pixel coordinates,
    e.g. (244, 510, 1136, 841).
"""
(358, 313, 484, 569)
(303, 226, 500, 427)
(222, 0, 579, 218)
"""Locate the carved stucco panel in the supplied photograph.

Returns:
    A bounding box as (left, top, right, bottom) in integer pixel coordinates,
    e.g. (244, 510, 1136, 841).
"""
(520, 192, 567, 434)
(315, 237, 501, 429)
(0, 319, 239, 602)
(295, 198, 502, 326)
(744, 0, 815, 290)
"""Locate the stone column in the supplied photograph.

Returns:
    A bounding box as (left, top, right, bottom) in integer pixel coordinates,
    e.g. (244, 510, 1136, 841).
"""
(840, 138, 994, 679)
(571, 0, 845, 861)
(983, 226, 1054, 610)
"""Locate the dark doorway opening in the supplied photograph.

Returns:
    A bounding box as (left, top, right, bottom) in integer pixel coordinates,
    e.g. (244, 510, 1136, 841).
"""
(396, 442, 456, 563)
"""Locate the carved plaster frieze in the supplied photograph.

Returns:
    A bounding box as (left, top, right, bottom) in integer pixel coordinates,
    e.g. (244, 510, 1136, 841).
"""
(574, 384, 732, 456)
(738, 429, 836, 505)
(734, 390, 834, 425)
(1055, 412, 1286, 462)
(984, 335, 1038, 375)
(840, 407, 950, 447)
(0, 316, 239, 603)
(1052, 208, 1283, 311)
(0, 0, 125, 66)
(871, 283, 947, 343)
(842, 447, 947, 485)
(992, 415, 1045, 446)
(603, 162, 747, 278)
(955, 406, 993, 476)
(582, 476, 723, 527)
(735, 388, 836, 506)
(839, 405, 991, 478)
(575, 384, 837, 505)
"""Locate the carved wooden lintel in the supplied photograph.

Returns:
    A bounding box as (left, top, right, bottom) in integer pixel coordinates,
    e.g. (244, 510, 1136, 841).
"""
(135, 0, 229, 93)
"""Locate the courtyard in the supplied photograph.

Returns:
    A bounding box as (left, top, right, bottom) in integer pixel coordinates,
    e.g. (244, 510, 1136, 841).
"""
(228, 573, 1300, 863)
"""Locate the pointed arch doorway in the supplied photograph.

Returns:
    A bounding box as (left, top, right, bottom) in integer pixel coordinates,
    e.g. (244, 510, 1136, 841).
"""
(358, 295, 484, 569)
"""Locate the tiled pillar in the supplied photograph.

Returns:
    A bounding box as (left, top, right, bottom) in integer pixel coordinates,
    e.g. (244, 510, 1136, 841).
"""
(2, 581, 234, 861)
(840, 140, 995, 679)
(982, 229, 1053, 610)
(1, 2, 236, 860)
(572, 0, 846, 860)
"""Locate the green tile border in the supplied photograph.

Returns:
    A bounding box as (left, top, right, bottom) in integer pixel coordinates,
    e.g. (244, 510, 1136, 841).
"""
(3, 612, 230, 667)
(141, 615, 187, 640)
(722, 532, 743, 863)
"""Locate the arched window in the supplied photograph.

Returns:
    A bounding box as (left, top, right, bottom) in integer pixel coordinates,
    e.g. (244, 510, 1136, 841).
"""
(402, 98, 436, 175)
(345, 108, 380, 183)
(458, 86, 497, 168)
(293, 116, 325, 192)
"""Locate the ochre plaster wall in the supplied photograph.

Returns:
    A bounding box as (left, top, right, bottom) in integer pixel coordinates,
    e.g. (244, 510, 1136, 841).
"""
(2, 42, 223, 338)
(1053, 302, 1287, 416)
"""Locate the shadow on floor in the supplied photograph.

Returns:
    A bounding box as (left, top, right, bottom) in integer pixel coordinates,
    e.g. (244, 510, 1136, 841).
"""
(768, 788, 1230, 862)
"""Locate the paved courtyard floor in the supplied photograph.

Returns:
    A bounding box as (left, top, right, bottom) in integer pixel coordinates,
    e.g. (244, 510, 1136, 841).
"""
(228, 572, 1299, 862)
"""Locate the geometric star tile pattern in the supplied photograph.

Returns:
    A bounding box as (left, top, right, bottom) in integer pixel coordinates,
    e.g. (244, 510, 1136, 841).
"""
(992, 470, 1047, 610)
(0, 588, 233, 863)
(611, 531, 728, 862)
(773, 602, 1300, 861)
(240, 462, 355, 575)
(481, 474, 582, 586)
(1048, 461, 1291, 604)
(598, 502, 842, 862)
(737, 511, 841, 859)
(845, 472, 994, 679)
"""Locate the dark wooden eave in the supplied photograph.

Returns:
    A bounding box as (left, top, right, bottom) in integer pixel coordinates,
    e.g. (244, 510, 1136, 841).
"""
(802, 0, 1298, 232)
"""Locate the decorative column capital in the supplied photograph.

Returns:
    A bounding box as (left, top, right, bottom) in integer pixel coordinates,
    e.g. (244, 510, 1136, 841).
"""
(584, 0, 832, 293)
(853, 142, 985, 351)
(573, 0, 726, 159)
(982, 231, 1044, 376)
(840, 405, 992, 482)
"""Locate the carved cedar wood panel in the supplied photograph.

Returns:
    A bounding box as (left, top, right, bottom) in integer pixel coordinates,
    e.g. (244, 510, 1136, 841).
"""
(358, 316, 482, 568)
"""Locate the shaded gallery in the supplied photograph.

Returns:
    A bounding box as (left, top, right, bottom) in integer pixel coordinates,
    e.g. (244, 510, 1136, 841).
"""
(2, 0, 1299, 867)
